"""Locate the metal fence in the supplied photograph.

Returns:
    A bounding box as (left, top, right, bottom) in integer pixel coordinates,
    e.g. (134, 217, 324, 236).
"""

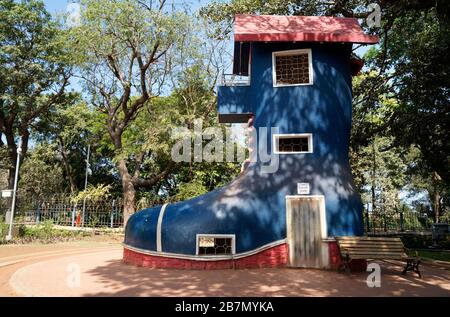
(0, 195, 124, 228)
(1, 196, 433, 232)
(363, 204, 432, 234)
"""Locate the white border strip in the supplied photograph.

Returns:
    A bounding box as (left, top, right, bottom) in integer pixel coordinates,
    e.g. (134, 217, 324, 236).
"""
(123, 239, 286, 262)
(156, 203, 169, 252)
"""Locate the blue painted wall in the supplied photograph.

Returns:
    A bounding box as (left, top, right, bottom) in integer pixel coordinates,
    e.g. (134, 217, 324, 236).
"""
(125, 42, 364, 255)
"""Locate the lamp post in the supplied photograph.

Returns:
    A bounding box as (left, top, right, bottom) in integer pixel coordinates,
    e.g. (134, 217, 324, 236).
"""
(6, 146, 22, 241)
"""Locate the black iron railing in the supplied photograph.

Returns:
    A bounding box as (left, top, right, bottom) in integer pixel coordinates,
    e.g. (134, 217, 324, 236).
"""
(363, 204, 432, 234)
(0, 195, 124, 228)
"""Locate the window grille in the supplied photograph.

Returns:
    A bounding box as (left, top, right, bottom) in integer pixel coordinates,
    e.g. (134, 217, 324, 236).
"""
(274, 134, 313, 154)
(197, 235, 234, 255)
(273, 49, 312, 86)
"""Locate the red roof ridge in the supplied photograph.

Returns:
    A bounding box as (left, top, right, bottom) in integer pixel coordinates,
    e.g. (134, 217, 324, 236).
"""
(234, 14, 379, 44)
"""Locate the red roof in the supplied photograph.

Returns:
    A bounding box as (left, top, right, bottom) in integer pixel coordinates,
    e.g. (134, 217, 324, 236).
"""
(234, 15, 379, 44)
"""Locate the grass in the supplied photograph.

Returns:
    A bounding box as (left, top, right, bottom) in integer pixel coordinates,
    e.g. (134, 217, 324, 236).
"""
(416, 250, 450, 262)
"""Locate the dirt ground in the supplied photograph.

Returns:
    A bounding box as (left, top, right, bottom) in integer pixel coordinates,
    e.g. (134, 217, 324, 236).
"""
(1, 237, 449, 297)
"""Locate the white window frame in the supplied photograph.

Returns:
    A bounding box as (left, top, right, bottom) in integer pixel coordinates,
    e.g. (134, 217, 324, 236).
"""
(273, 133, 313, 154)
(272, 49, 313, 87)
(196, 234, 236, 256)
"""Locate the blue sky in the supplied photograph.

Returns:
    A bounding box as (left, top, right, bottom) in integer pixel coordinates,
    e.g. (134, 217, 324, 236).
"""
(42, 0, 67, 14)
(42, 0, 206, 14)
(43, 1, 369, 59)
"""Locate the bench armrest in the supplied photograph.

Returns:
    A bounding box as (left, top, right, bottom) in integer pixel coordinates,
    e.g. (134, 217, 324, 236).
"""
(340, 248, 350, 260)
(405, 247, 420, 260)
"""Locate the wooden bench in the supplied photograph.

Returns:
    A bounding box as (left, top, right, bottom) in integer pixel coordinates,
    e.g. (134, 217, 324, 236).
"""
(336, 237, 421, 278)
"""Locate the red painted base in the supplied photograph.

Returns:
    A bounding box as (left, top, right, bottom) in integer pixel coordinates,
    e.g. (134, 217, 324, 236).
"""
(123, 244, 288, 270)
(328, 240, 367, 272)
(124, 241, 366, 271)
(328, 241, 343, 269)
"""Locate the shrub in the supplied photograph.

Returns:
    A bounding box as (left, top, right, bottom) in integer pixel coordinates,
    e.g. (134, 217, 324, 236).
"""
(0, 220, 88, 244)
(0, 221, 9, 241)
(400, 234, 433, 249)
(17, 224, 27, 238)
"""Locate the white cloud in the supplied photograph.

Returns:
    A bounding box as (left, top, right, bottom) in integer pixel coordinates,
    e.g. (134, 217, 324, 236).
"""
(66, 3, 81, 27)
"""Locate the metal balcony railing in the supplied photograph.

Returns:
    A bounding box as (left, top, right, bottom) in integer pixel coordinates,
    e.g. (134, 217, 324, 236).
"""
(221, 73, 250, 86)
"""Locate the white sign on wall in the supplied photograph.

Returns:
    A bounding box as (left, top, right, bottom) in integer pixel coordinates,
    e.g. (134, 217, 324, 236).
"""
(297, 183, 310, 195)
(1, 190, 13, 198)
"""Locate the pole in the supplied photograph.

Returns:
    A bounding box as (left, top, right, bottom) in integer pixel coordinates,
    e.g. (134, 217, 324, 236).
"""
(71, 203, 76, 227)
(36, 200, 41, 224)
(110, 199, 115, 228)
(365, 203, 370, 234)
(6, 147, 22, 241)
(81, 145, 90, 227)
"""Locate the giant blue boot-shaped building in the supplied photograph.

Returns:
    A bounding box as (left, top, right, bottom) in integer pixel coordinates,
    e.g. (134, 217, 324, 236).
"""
(124, 15, 378, 269)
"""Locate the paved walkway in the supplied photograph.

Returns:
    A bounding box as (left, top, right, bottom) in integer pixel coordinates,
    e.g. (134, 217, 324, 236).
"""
(1, 242, 450, 297)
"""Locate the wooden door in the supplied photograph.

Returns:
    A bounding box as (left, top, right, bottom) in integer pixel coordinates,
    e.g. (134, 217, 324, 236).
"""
(286, 197, 324, 268)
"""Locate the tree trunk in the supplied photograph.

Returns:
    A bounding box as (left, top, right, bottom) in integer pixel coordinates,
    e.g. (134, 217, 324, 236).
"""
(6, 138, 18, 190)
(58, 139, 77, 193)
(8, 166, 16, 190)
(371, 139, 377, 213)
(67, 170, 78, 194)
(432, 171, 442, 223)
(118, 157, 136, 227)
(434, 190, 440, 223)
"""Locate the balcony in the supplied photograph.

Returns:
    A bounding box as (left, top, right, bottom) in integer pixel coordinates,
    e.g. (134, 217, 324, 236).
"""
(221, 73, 250, 86)
(217, 74, 252, 124)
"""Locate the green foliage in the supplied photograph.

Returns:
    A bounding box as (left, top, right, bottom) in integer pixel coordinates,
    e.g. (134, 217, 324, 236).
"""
(387, 10, 450, 186)
(63, 0, 219, 218)
(17, 220, 53, 240)
(354, 7, 449, 220)
(417, 250, 450, 262)
(169, 162, 241, 202)
(172, 180, 208, 202)
(0, 0, 73, 189)
(0, 168, 7, 188)
(0, 219, 87, 244)
(18, 144, 65, 200)
(350, 135, 407, 206)
(0, 220, 8, 241)
(71, 184, 112, 203)
(87, 215, 100, 229)
(400, 234, 433, 250)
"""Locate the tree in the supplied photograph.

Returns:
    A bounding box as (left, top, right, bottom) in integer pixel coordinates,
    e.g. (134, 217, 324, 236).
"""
(69, 0, 211, 225)
(18, 144, 65, 200)
(35, 97, 112, 194)
(0, 0, 71, 189)
(354, 7, 450, 220)
(402, 147, 450, 223)
(350, 135, 407, 210)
